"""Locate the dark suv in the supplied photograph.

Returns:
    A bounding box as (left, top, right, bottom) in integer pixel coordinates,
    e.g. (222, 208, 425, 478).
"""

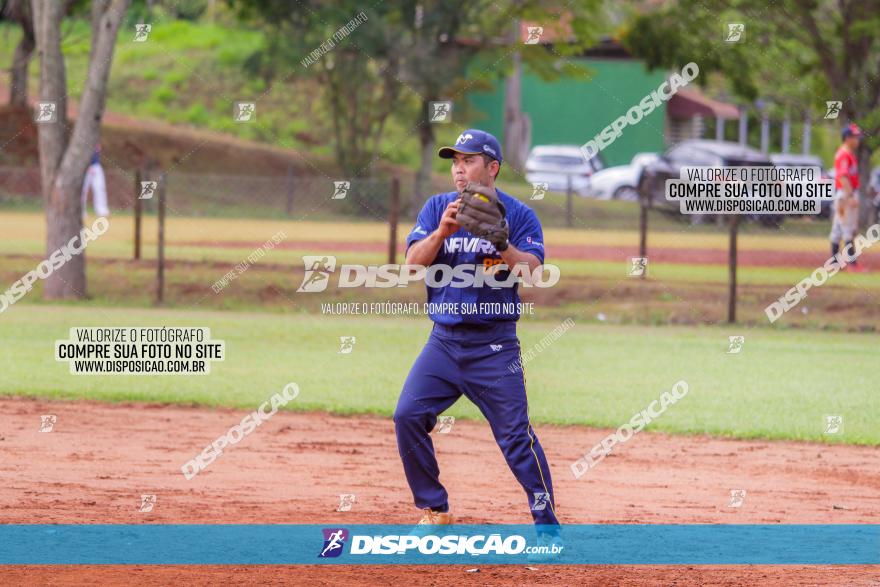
(637, 140, 783, 227)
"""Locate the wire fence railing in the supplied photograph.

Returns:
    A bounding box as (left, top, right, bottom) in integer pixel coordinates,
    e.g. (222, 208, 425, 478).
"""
(0, 166, 420, 223)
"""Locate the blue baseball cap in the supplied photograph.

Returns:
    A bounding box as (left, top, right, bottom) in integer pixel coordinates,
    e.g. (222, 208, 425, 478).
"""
(438, 129, 503, 164)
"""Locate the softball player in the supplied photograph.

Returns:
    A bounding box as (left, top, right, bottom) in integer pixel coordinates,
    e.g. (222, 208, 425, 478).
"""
(81, 144, 110, 218)
(830, 123, 864, 271)
(394, 129, 559, 530)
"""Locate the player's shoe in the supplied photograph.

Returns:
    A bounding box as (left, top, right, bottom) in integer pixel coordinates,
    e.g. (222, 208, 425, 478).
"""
(846, 263, 866, 273)
(406, 509, 454, 538)
(418, 509, 454, 525)
(526, 530, 565, 563)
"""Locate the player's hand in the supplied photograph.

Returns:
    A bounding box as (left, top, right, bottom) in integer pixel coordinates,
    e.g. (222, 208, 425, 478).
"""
(436, 199, 461, 238)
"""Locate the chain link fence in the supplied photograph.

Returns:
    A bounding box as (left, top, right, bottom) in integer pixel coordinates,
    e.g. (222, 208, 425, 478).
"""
(0, 166, 419, 222)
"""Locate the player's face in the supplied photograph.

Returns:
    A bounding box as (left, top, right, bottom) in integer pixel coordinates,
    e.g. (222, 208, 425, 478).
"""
(451, 153, 497, 191)
(845, 136, 860, 150)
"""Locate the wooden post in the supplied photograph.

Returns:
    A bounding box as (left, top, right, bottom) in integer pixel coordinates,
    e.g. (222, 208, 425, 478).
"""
(388, 177, 400, 265)
(727, 215, 739, 323)
(565, 174, 573, 228)
(134, 168, 142, 260)
(639, 197, 648, 280)
(738, 108, 748, 146)
(285, 165, 294, 216)
(156, 174, 166, 305)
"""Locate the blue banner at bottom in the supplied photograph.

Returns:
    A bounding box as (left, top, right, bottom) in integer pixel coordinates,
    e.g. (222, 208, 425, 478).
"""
(0, 524, 877, 565)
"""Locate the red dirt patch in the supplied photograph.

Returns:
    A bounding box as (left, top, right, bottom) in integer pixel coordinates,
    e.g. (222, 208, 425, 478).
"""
(1, 397, 878, 585)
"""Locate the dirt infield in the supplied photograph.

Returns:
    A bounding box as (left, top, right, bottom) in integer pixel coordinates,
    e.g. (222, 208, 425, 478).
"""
(179, 238, 880, 268)
(1, 397, 878, 585)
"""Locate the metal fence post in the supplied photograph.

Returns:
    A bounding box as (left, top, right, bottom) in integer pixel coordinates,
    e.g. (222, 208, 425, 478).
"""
(134, 169, 142, 260)
(566, 174, 573, 227)
(285, 165, 294, 216)
(728, 216, 739, 323)
(388, 177, 400, 265)
(156, 174, 166, 305)
(639, 196, 648, 280)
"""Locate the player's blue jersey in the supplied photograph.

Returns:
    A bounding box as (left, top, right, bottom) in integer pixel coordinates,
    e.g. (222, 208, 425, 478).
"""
(405, 189, 545, 325)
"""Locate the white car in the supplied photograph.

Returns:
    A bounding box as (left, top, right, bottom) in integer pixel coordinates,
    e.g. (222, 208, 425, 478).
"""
(588, 152, 659, 200)
(524, 145, 605, 196)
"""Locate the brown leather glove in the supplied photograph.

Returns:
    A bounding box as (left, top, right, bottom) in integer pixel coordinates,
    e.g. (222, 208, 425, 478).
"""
(456, 182, 509, 251)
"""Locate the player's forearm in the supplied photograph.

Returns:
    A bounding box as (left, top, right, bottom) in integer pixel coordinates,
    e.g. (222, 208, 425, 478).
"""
(839, 176, 853, 198)
(405, 230, 446, 266)
(499, 244, 541, 282)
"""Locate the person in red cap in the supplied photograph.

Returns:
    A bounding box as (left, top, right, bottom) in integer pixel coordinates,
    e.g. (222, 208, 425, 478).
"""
(829, 123, 864, 271)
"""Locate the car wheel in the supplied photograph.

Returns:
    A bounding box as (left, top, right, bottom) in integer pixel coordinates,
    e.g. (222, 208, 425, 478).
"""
(612, 186, 640, 201)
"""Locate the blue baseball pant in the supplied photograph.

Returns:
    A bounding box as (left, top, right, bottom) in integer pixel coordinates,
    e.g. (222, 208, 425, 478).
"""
(393, 321, 559, 526)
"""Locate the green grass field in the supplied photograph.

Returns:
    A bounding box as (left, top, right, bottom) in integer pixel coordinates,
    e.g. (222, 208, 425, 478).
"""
(2, 305, 876, 445)
(3, 209, 878, 446)
(3, 210, 880, 331)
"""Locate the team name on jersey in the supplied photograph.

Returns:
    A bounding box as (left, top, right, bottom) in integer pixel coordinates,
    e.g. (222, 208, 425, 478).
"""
(445, 237, 496, 254)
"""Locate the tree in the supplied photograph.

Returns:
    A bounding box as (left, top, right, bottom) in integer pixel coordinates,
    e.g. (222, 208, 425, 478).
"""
(231, 0, 602, 191)
(32, 0, 130, 299)
(231, 0, 405, 178)
(367, 1, 603, 203)
(2, 0, 35, 106)
(623, 0, 880, 226)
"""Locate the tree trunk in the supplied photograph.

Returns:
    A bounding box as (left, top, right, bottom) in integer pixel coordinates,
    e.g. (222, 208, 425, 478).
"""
(503, 47, 527, 172)
(4, 0, 35, 106)
(414, 99, 436, 208)
(33, 0, 130, 300)
(10, 25, 35, 106)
